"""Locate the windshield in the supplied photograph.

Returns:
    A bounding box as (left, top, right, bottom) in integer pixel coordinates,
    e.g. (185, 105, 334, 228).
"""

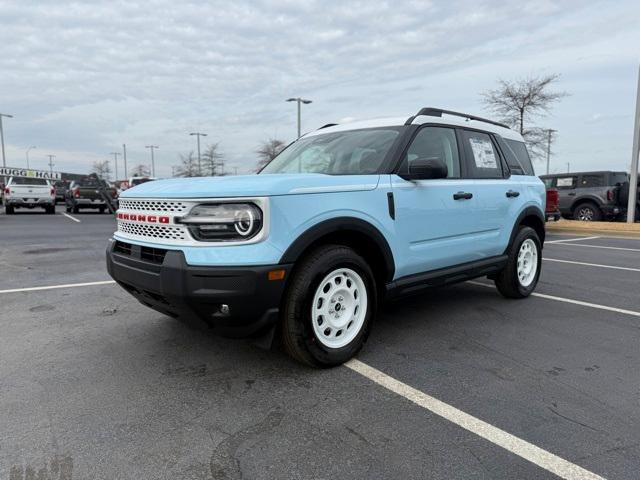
(131, 178, 154, 186)
(260, 128, 401, 175)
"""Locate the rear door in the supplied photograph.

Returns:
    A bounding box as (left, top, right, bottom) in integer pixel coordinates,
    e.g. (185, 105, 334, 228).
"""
(457, 129, 516, 257)
(555, 175, 578, 214)
(391, 125, 481, 277)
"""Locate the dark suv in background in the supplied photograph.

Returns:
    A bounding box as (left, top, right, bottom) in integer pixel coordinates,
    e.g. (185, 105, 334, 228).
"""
(540, 171, 629, 221)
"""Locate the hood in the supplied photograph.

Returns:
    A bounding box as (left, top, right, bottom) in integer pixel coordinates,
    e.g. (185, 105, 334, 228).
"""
(120, 173, 380, 199)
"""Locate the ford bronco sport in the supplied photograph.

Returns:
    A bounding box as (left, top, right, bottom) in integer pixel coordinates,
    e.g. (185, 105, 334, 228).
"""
(106, 107, 546, 367)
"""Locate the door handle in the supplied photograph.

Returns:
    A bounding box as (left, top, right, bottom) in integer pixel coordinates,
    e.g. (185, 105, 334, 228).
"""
(506, 190, 520, 198)
(453, 191, 473, 200)
(568, 192, 576, 196)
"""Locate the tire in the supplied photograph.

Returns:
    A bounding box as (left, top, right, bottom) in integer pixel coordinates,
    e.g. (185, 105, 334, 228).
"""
(5, 205, 14, 215)
(72, 204, 79, 214)
(65, 205, 71, 213)
(99, 206, 105, 214)
(46, 205, 55, 214)
(494, 226, 542, 299)
(573, 202, 601, 221)
(281, 245, 377, 368)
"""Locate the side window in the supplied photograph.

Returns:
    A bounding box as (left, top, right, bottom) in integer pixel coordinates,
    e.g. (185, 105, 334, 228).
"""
(461, 130, 502, 178)
(580, 174, 605, 188)
(556, 176, 577, 189)
(401, 126, 460, 178)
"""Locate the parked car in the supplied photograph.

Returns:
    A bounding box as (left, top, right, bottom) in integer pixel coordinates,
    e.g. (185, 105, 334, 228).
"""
(617, 174, 640, 221)
(65, 177, 118, 213)
(545, 188, 561, 221)
(53, 180, 70, 203)
(539, 171, 627, 221)
(3, 176, 55, 214)
(107, 107, 546, 367)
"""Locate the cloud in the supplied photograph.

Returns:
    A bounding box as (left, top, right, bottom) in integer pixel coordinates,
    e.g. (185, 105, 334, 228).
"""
(0, 0, 639, 176)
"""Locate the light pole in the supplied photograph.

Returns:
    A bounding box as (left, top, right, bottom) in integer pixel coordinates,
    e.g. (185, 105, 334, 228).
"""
(110, 152, 120, 180)
(0, 112, 14, 167)
(189, 132, 207, 176)
(286, 97, 312, 138)
(145, 145, 159, 177)
(47, 154, 56, 175)
(545, 129, 557, 175)
(122, 144, 128, 179)
(25, 146, 36, 169)
(627, 64, 640, 224)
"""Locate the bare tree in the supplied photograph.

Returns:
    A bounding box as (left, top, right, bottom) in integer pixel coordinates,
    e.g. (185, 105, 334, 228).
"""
(174, 151, 199, 177)
(92, 160, 112, 180)
(130, 164, 151, 177)
(256, 138, 286, 171)
(481, 74, 567, 159)
(202, 143, 225, 176)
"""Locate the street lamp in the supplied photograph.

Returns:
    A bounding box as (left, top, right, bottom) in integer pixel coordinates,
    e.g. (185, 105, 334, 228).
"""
(189, 132, 207, 176)
(145, 145, 159, 177)
(47, 154, 56, 176)
(286, 97, 312, 138)
(25, 146, 36, 169)
(545, 129, 557, 175)
(110, 152, 120, 180)
(0, 112, 14, 167)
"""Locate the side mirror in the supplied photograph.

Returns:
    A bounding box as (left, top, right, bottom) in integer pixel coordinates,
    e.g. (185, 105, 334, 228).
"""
(400, 157, 448, 180)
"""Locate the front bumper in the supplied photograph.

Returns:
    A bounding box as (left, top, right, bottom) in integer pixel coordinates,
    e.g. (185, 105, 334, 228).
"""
(106, 238, 291, 337)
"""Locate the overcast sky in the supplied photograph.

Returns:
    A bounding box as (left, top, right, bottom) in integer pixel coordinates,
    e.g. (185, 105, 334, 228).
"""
(0, 0, 639, 178)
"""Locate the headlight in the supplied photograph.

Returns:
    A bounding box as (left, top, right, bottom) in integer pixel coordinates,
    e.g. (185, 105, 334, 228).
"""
(178, 203, 263, 241)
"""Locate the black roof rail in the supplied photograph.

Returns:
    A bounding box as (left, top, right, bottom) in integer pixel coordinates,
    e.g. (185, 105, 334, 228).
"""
(405, 107, 510, 129)
(318, 123, 338, 130)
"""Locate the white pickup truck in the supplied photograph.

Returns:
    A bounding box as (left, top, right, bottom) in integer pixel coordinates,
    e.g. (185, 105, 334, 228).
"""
(3, 176, 56, 214)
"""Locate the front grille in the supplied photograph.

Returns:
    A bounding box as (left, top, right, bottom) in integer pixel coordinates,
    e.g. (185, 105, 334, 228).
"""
(118, 221, 187, 241)
(118, 199, 189, 213)
(114, 240, 132, 255)
(141, 246, 167, 264)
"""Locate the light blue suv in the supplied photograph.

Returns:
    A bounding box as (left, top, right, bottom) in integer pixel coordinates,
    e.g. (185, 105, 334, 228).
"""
(106, 108, 546, 367)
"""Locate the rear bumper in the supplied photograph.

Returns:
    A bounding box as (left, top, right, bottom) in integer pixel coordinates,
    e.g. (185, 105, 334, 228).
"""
(106, 238, 291, 337)
(5, 197, 54, 207)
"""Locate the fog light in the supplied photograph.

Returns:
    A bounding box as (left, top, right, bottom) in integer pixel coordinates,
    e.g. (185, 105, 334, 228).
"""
(220, 304, 230, 316)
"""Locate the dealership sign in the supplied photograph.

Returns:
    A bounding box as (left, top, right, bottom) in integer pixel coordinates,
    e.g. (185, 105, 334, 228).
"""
(0, 166, 62, 180)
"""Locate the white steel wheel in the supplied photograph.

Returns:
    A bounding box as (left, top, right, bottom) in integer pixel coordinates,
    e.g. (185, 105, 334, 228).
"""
(517, 239, 538, 287)
(311, 268, 368, 349)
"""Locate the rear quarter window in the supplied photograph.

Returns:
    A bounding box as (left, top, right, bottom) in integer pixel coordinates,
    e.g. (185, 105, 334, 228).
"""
(556, 176, 577, 189)
(580, 175, 605, 188)
(503, 139, 535, 176)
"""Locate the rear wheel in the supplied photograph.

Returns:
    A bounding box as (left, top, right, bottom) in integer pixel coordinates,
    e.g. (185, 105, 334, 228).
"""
(99, 206, 106, 214)
(5, 205, 14, 215)
(281, 245, 376, 368)
(45, 205, 55, 214)
(494, 226, 541, 299)
(573, 202, 601, 221)
(72, 204, 79, 214)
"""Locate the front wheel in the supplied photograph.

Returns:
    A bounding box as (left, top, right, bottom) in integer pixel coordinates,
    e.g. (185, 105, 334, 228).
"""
(281, 245, 376, 368)
(494, 226, 541, 298)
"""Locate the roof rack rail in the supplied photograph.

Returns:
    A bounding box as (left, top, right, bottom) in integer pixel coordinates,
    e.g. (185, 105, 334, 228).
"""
(318, 123, 338, 130)
(405, 108, 510, 129)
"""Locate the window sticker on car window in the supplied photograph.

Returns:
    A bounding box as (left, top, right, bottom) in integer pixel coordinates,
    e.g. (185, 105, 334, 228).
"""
(556, 177, 574, 187)
(468, 137, 497, 169)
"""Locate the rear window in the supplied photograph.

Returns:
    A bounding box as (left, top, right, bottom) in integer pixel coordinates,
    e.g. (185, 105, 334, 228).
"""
(131, 178, 154, 186)
(611, 173, 629, 185)
(503, 139, 535, 176)
(540, 177, 554, 188)
(10, 177, 49, 186)
(76, 179, 108, 187)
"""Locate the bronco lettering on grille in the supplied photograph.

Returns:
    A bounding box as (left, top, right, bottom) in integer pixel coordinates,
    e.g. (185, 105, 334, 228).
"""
(117, 212, 170, 224)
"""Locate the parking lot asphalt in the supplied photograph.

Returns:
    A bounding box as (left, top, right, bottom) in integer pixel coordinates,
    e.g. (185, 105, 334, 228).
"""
(1, 206, 639, 479)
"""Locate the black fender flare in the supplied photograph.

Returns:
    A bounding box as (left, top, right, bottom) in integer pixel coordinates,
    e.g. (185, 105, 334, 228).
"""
(570, 195, 604, 212)
(507, 206, 546, 251)
(279, 217, 395, 281)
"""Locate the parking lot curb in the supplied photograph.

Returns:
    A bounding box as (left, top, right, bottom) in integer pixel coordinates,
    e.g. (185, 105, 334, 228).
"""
(546, 219, 640, 238)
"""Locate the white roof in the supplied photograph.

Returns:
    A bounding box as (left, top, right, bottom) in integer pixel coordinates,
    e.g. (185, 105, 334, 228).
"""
(305, 113, 524, 142)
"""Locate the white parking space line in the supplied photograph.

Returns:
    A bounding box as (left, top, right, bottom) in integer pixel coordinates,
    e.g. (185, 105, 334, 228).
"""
(346, 359, 605, 480)
(62, 212, 81, 223)
(0, 280, 115, 294)
(468, 281, 640, 318)
(545, 236, 600, 244)
(543, 258, 640, 272)
(548, 243, 640, 253)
